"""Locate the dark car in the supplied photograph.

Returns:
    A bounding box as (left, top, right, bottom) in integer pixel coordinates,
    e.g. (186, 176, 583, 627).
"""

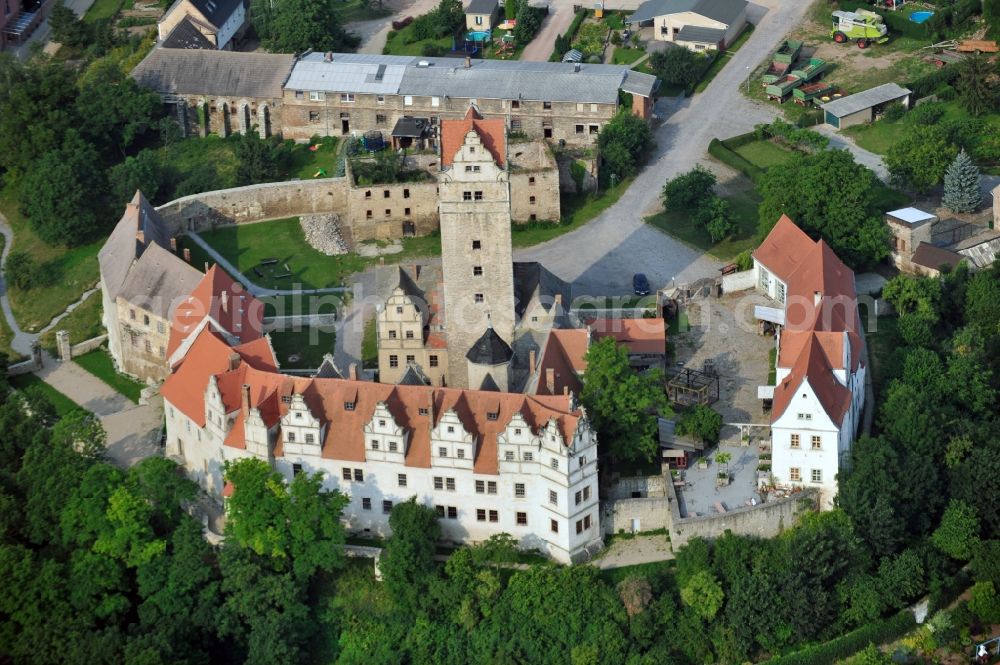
(633, 273, 650, 296)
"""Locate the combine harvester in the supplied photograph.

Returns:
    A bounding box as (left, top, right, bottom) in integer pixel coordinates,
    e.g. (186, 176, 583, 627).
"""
(831, 9, 889, 48)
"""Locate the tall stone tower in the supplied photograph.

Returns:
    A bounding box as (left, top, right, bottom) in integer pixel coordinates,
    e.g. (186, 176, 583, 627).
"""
(438, 110, 515, 389)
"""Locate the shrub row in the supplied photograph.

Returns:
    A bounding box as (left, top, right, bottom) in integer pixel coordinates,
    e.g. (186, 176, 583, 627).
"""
(906, 63, 962, 98)
(550, 9, 588, 60)
(766, 610, 916, 665)
(707, 136, 765, 183)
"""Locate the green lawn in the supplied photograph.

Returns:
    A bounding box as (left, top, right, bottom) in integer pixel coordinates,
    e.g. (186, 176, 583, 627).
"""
(845, 103, 1000, 156)
(384, 23, 453, 56)
(83, 0, 123, 22)
(511, 180, 631, 248)
(268, 327, 337, 370)
(604, 11, 626, 31)
(39, 291, 104, 355)
(361, 318, 378, 369)
(335, 0, 392, 23)
(288, 138, 340, 180)
(694, 24, 755, 94)
(646, 188, 762, 262)
(73, 348, 144, 403)
(612, 46, 645, 65)
(0, 187, 102, 335)
(767, 346, 776, 385)
(10, 373, 86, 417)
(733, 139, 799, 169)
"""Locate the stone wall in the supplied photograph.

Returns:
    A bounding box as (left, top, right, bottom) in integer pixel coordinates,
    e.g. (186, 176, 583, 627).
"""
(667, 479, 818, 549)
(607, 473, 668, 500)
(722, 269, 755, 293)
(58, 332, 110, 361)
(510, 142, 561, 222)
(601, 497, 671, 535)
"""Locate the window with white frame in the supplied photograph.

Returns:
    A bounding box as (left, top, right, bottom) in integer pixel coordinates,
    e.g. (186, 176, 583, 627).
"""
(309, 91, 325, 101)
(789, 467, 801, 482)
(404, 95, 413, 106)
(549, 490, 557, 505)
(811, 469, 822, 483)
(514, 483, 525, 498)
(340, 93, 355, 102)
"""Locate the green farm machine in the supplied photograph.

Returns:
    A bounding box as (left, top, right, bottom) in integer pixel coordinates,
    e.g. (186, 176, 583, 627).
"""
(831, 9, 889, 48)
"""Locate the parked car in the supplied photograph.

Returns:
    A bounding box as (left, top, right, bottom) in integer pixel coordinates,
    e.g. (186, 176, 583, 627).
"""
(633, 273, 650, 296)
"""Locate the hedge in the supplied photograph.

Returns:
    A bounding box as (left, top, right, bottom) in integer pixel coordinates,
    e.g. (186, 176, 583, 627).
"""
(708, 137, 765, 183)
(906, 64, 962, 98)
(929, 569, 971, 613)
(765, 610, 916, 665)
(550, 9, 589, 60)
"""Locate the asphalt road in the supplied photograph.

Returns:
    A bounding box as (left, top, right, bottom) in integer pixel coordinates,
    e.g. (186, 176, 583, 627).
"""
(515, 0, 817, 296)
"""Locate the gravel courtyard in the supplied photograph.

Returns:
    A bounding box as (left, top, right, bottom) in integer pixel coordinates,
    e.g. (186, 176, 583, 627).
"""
(670, 291, 775, 517)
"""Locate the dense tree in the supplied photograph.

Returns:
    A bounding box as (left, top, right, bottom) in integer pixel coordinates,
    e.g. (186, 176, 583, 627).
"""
(598, 111, 652, 181)
(3, 250, 37, 290)
(942, 149, 981, 213)
(694, 196, 736, 242)
(581, 336, 668, 463)
(674, 404, 723, 444)
(109, 149, 163, 205)
(224, 457, 348, 579)
(253, 0, 360, 53)
(234, 132, 287, 186)
(19, 130, 109, 245)
(650, 46, 704, 89)
(956, 52, 997, 116)
(885, 125, 959, 193)
(932, 499, 980, 560)
(680, 570, 724, 620)
(380, 497, 441, 613)
(757, 149, 889, 270)
(662, 165, 716, 211)
(76, 60, 165, 158)
(48, 4, 90, 47)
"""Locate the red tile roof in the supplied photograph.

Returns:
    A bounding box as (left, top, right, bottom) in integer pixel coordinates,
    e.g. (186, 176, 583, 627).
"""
(163, 327, 584, 476)
(752, 214, 818, 284)
(587, 318, 666, 356)
(534, 328, 588, 396)
(167, 265, 266, 358)
(771, 333, 853, 426)
(440, 108, 506, 168)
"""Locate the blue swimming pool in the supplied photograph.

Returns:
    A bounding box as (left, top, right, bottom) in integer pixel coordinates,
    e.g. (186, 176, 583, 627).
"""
(910, 10, 934, 23)
(466, 30, 491, 42)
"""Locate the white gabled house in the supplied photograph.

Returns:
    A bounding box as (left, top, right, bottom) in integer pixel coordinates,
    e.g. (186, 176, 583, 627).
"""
(753, 215, 866, 508)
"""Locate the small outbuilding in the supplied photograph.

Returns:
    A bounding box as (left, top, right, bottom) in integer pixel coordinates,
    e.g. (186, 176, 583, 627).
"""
(626, 0, 748, 50)
(910, 242, 964, 277)
(391, 116, 433, 150)
(885, 206, 936, 271)
(465, 0, 500, 31)
(820, 82, 911, 129)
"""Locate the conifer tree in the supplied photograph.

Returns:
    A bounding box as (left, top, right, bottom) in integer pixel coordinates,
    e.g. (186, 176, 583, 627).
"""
(942, 149, 981, 214)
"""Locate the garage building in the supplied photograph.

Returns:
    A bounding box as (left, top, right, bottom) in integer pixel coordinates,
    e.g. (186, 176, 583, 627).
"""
(820, 82, 911, 129)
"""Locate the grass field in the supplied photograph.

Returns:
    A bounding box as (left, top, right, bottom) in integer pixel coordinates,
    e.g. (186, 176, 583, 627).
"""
(511, 180, 631, 248)
(646, 188, 762, 262)
(0, 187, 102, 334)
(845, 103, 1000, 156)
(733, 139, 799, 169)
(73, 348, 144, 403)
(269, 327, 337, 370)
(10, 373, 85, 417)
(612, 46, 645, 65)
(383, 23, 453, 56)
(361, 318, 378, 369)
(83, 0, 123, 22)
(694, 24, 755, 94)
(38, 291, 104, 355)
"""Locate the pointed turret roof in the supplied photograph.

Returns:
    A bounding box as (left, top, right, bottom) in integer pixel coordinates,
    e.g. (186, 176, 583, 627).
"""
(466, 324, 513, 366)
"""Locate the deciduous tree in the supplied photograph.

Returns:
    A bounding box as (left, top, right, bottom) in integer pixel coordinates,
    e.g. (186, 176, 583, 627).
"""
(885, 125, 959, 193)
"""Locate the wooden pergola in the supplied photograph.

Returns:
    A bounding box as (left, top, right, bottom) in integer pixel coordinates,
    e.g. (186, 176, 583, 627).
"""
(665, 367, 720, 406)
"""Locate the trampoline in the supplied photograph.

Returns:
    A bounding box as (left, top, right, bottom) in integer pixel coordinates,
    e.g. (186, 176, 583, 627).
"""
(909, 10, 934, 23)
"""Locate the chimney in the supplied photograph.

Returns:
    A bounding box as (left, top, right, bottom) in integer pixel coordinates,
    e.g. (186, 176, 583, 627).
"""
(546, 368, 555, 394)
(183, 248, 191, 262)
(563, 385, 569, 395)
(221, 291, 229, 313)
(814, 290, 822, 307)
(529, 349, 537, 375)
(229, 352, 241, 371)
(204, 262, 210, 273)
(241, 384, 251, 417)
(136, 230, 145, 245)
(349, 363, 358, 380)
(465, 55, 471, 69)
(324, 51, 333, 62)
(170, 237, 178, 253)
(554, 293, 563, 310)
(574, 63, 581, 73)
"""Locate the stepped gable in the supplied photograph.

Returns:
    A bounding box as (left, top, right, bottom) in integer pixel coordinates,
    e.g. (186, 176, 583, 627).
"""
(440, 106, 506, 168)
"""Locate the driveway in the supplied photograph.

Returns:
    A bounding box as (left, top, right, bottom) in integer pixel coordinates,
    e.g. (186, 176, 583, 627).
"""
(516, 0, 816, 296)
(350, 0, 440, 55)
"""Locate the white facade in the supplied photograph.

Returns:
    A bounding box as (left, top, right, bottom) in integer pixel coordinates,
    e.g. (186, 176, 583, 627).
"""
(165, 376, 604, 563)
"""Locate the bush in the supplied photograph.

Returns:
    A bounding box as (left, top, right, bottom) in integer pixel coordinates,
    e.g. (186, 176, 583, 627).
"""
(421, 42, 443, 56)
(598, 111, 652, 180)
(907, 101, 946, 125)
(5, 251, 38, 290)
(907, 65, 961, 98)
(662, 165, 716, 211)
(767, 611, 916, 665)
(881, 102, 907, 122)
(734, 248, 753, 271)
(675, 404, 723, 444)
(650, 46, 704, 88)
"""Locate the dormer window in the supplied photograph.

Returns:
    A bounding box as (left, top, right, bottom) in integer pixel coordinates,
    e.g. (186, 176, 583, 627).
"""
(514, 428, 521, 435)
(282, 395, 292, 404)
(295, 412, 302, 419)
(487, 411, 498, 421)
(344, 401, 355, 411)
(419, 408, 429, 415)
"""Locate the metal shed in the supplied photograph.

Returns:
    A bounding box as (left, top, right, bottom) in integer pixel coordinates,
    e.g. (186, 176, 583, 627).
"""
(819, 82, 911, 129)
